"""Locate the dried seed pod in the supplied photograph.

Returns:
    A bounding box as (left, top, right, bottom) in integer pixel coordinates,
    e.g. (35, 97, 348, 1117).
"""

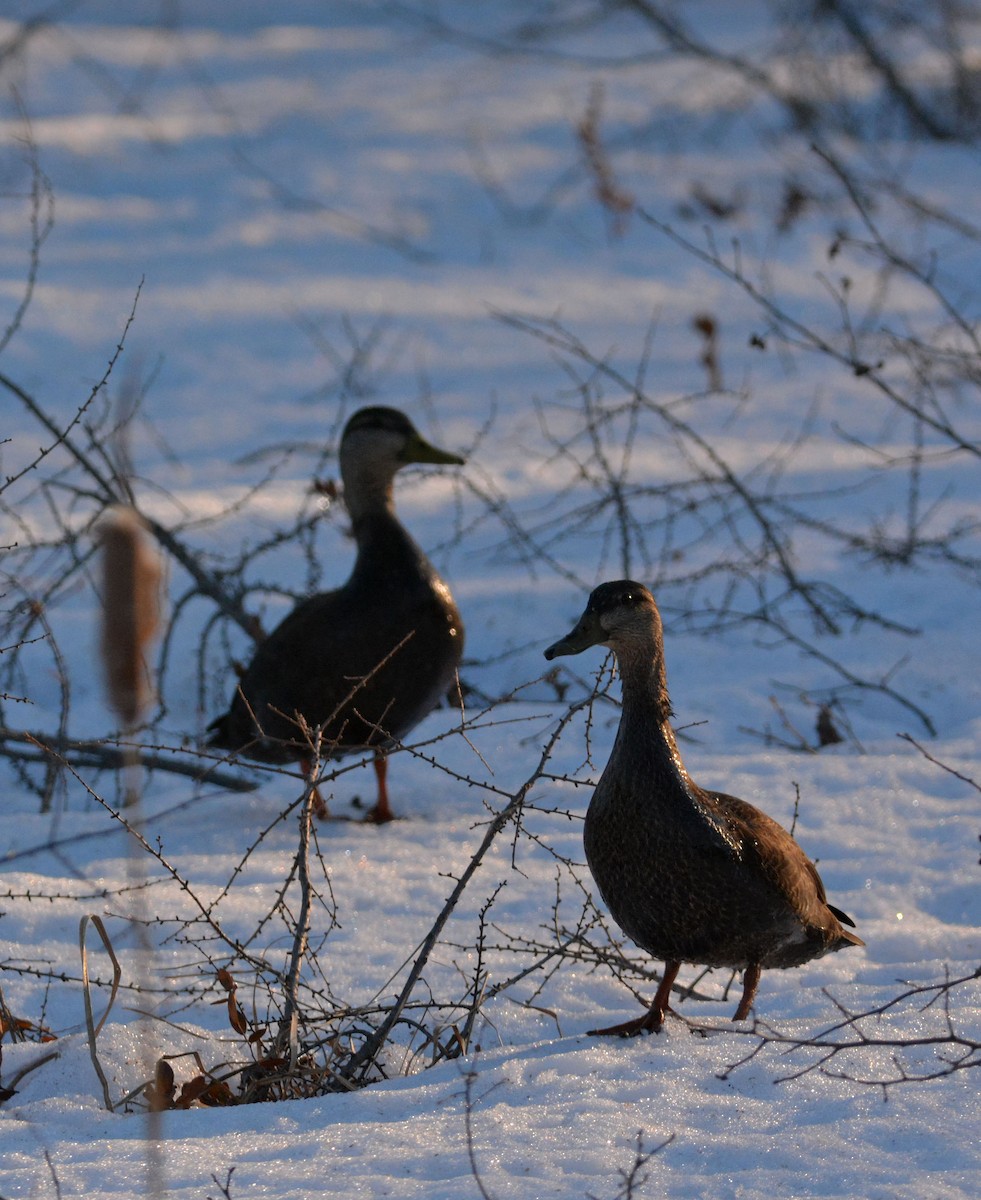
(97, 506, 162, 728)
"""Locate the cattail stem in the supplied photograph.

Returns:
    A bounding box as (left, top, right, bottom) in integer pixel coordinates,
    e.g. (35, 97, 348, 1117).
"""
(96, 505, 165, 1197)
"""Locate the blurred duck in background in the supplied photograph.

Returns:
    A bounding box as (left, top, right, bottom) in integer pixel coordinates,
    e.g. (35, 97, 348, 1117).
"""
(208, 406, 465, 823)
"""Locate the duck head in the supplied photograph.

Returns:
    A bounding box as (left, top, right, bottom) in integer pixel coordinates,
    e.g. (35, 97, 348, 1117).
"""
(340, 406, 464, 518)
(544, 580, 661, 659)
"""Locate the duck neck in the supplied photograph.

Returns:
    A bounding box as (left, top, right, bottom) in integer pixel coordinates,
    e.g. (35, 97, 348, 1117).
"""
(613, 643, 694, 793)
(342, 459, 396, 528)
(342, 462, 432, 586)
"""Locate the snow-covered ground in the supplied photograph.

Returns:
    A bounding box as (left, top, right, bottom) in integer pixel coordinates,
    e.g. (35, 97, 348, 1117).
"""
(1, 4, 978, 1197)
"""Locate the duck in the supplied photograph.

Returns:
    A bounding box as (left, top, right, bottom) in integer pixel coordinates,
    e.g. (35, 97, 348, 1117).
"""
(207, 406, 465, 823)
(544, 580, 863, 1034)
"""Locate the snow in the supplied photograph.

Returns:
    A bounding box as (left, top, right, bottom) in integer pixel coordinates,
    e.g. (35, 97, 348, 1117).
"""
(1, 3, 979, 1198)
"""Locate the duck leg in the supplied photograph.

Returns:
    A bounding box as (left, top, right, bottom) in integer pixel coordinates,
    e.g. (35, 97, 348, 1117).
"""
(588, 961, 681, 1037)
(732, 962, 761, 1021)
(363, 750, 394, 824)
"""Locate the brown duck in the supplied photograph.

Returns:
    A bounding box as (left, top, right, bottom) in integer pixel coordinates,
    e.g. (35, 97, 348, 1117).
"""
(208, 406, 464, 822)
(544, 580, 863, 1034)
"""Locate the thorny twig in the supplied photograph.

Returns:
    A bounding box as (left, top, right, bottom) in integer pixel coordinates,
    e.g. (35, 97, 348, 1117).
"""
(714, 968, 981, 1092)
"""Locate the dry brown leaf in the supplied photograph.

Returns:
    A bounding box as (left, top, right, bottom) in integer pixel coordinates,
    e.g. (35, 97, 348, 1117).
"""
(227, 996, 248, 1036)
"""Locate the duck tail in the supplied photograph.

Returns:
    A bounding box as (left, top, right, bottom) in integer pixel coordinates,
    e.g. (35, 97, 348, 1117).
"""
(826, 902, 864, 949)
(828, 903, 857, 928)
(205, 711, 233, 749)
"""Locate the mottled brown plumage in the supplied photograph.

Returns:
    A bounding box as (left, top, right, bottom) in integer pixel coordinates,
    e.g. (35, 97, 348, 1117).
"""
(544, 580, 863, 1034)
(208, 407, 464, 822)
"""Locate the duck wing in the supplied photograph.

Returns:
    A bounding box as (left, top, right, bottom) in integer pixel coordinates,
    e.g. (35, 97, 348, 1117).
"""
(704, 789, 864, 952)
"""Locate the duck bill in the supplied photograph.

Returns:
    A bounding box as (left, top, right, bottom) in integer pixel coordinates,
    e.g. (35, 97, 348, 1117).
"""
(543, 609, 605, 660)
(403, 431, 465, 467)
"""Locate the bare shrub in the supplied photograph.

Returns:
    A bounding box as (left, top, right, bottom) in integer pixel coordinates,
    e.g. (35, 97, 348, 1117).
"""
(0, 10, 976, 1158)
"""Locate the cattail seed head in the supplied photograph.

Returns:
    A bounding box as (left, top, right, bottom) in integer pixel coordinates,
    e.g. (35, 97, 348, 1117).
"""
(97, 506, 162, 729)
